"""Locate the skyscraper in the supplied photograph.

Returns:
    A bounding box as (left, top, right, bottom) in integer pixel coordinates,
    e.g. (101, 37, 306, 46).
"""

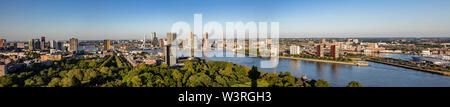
(69, 38, 78, 53)
(28, 38, 40, 50)
(151, 32, 158, 47)
(159, 39, 164, 48)
(40, 36, 46, 49)
(331, 45, 339, 58)
(104, 40, 111, 51)
(164, 32, 177, 66)
(202, 32, 208, 49)
(28, 39, 33, 50)
(316, 45, 323, 57)
(50, 40, 58, 49)
(151, 32, 156, 41)
(189, 32, 195, 57)
(166, 32, 176, 45)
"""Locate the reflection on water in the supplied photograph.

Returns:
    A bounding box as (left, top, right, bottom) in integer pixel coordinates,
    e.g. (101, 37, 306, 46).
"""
(188, 49, 450, 87)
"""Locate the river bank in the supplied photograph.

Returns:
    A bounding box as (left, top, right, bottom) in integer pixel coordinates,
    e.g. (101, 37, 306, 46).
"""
(365, 59, 450, 76)
(279, 56, 370, 66)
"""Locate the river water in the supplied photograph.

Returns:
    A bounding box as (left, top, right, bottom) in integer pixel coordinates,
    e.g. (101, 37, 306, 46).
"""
(80, 45, 450, 87)
(188, 50, 450, 87)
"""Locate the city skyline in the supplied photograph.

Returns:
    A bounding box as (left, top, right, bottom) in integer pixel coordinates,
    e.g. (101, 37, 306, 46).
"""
(1, 0, 450, 41)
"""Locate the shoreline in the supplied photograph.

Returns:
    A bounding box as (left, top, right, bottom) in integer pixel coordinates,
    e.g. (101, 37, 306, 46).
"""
(279, 56, 370, 66)
(227, 49, 370, 66)
(365, 59, 450, 76)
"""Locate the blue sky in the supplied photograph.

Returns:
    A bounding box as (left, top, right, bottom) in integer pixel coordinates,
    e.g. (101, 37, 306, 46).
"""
(0, 0, 449, 40)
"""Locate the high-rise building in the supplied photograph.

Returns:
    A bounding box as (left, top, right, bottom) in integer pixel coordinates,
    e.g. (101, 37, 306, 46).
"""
(28, 39, 33, 50)
(316, 45, 323, 57)
(28, 39, 40, 50)
(151, 32, 158, 47)
(331, 45, 339, 58)
(202, 32, 208, 49)
(290, 45, 301, 55)
(62, 42, 70, 52)
(0, 39, 6, 49)
(104, 40, 111, 51)
(40, 36, 46, 49)
(166, 32, 176, 45)
(189, 32, 195, 57)
(50, 40, 58, 49)
(151, 32, 156, 41)
(69, 38, 78, 53)
(164, 32, 177, 66)
(159, 39, 164, 48)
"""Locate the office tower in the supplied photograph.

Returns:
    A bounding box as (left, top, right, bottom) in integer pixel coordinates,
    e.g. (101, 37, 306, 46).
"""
(28, 39, 33, 50)
(62, 42, 70, 51)
(0, 64, 6, 76)
(159, 39, 164, 48)
(57, 42, 64, 50)
(40, 36, 46, 49)
(189, 32, 195, 57)
(164, 32, 177, 66)
(69, 38, 78, 53)
(142, 35, 146, 49)
(104, 40, 111, 51)
(50, 40, 58, 49)
(29, 39, 40, 50)
(49, 40, 54, 49)
(316, 45, 323, 57)
(166, 32, 176, 45)
(290, 45, 301, 55)
(151, 32, 158, 47)
(331, 45, 339, 58)
(0, 39, 5, 49)
(202, 32, 208, 49)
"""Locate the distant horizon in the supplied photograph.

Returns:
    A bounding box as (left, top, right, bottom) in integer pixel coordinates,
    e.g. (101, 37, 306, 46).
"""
(3, 36, 450, 42)
(1, 0, 450, 41)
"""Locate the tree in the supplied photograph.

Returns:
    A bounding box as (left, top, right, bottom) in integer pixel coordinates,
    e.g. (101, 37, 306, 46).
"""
(61, 77, 81, 87)
(48, 78, 62, 87)
(248, 66, 260, 87)
(347, 81, 362, 87)
(314, 79, 331, 87)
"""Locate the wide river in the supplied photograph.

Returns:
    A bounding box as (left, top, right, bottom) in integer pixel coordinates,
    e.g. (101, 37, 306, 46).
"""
(179, 49, 450, 87)
(79, 45, 450, 87)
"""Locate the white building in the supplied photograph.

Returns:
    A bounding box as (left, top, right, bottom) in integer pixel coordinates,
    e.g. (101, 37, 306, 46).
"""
(290, 45, 301, 55)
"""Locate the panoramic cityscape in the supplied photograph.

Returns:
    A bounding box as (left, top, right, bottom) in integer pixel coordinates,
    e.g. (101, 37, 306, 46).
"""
(1, 0, 450, 88)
